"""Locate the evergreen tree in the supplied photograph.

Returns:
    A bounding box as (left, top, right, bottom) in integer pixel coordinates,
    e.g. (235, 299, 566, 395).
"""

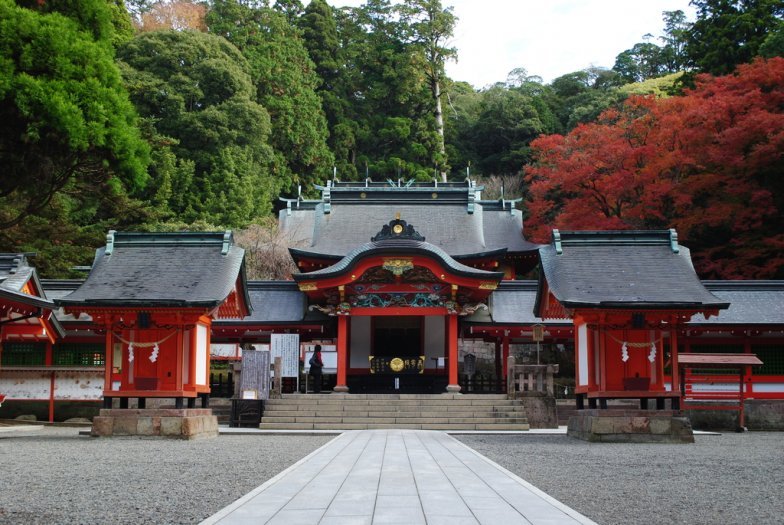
(0, 0, 149, 229)
(686, 0, 784, 75)
(118, 30, 278, 227)
(207, 0, 333, 192)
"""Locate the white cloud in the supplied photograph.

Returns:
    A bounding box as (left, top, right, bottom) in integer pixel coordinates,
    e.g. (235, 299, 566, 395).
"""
(324, 0, 695, 87)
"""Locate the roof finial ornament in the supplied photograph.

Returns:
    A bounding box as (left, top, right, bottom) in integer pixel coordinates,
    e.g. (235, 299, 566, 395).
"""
(371, 217, 425, 242)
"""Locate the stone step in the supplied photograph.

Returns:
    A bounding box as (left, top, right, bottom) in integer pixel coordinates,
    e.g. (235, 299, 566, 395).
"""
(260, 416, 529, 425)
(263, 411, 526, 420)
(263, 406, 527, 415)
(265, 398, 522, 407)
(258, 421, 530, 431)
(258, 394, 533, 431)
(280, 394, 509, 400)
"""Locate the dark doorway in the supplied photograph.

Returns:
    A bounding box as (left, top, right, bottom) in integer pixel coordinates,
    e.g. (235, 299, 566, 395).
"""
(373, 316, 421, 358)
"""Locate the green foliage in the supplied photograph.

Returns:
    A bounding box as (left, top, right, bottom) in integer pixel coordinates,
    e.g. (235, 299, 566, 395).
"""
(471, 86, 547, 176)
(686, 0, 784, 75)
(613, 11, 690, 83)
(546, 68, 626, 132)
(619, 72, 684, 97)
(0, 0, 149, 234)
(118, 29, 278, 227)
(760, 20, 784, 56)
(207, 0, 333, 192)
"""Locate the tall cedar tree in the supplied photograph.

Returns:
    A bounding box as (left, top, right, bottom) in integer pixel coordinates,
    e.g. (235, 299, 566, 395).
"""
(207, 0, 333, 192)
(398, 0, 456, 179)
(526, 58, 784, 279)
(686, 0, 784, 75)
(333, 0, 442, 181)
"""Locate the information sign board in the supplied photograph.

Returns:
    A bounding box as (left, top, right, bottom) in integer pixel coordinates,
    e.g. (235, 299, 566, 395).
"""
(270, 334, 300, 378)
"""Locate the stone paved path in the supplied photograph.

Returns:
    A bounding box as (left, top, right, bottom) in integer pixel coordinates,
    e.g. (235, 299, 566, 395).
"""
(201, 429, 597, 525)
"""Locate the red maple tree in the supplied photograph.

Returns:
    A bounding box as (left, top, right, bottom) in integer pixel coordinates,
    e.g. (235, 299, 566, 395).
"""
(526, 57, 784, 278)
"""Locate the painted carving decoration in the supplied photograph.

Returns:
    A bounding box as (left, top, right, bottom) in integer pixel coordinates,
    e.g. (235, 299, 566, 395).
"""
(308, 302, 351, 316)
(351, 293, 445, 308)
(460, 303, 488, 316)
(309, 304, 336, 316)
(382, 258, 414, 276)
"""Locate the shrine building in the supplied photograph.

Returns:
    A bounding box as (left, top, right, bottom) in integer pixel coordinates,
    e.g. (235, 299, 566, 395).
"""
(1, 179, 783, 429)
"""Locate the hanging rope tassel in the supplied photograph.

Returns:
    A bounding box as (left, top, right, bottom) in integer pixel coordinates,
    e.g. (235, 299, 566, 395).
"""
(621, 342, 629, 362)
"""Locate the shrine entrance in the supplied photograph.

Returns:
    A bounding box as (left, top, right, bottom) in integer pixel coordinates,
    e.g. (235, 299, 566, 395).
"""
(347, 313, 446, 393)
(373, 316, 421, 358)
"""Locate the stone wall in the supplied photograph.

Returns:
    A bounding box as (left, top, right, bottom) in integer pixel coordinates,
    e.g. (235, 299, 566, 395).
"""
(686, 400, 784, 431)
(568, 409, 694, 443)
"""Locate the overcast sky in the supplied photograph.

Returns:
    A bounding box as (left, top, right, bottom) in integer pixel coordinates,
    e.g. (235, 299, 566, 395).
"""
(325, 0, 696, 87)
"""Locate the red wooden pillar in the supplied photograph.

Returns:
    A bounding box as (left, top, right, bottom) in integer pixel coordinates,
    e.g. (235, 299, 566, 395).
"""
(175, 326, 184, 392)
(104, 323, 113, 396)
(335, 315, 349, 392)
(446, 314, 460, 392)
(670, 324, 680, 396)
(743, 338, 753, 396)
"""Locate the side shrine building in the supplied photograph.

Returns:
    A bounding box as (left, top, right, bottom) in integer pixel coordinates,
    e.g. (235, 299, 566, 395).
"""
(1, 180, 783, 429)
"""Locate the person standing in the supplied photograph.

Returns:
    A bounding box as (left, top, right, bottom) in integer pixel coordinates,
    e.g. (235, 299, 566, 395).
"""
(309, 345, 324, 393)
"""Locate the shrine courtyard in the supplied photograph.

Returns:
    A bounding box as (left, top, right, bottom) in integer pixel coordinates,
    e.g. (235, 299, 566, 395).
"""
(0, 426, 781, 525)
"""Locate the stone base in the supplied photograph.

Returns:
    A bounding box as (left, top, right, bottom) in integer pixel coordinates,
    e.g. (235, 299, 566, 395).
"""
(445, 384, 462, 393)
(91, 409, 218, 440)
(567, 409, 694, 443)
(509, 394, 557, 429)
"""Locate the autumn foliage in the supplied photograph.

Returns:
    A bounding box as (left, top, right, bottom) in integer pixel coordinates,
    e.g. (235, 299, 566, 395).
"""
(526, 58, 784, 279)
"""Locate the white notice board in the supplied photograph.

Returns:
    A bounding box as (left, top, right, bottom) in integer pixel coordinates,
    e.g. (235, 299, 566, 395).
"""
(271, 334, 300, 378)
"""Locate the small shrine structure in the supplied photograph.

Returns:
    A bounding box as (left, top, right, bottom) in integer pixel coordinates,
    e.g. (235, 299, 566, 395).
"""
(0, 254, 64, 415)
(0, 254, 63, 345)
(534, 230, 729, 442)
(58, 232, 250, 438)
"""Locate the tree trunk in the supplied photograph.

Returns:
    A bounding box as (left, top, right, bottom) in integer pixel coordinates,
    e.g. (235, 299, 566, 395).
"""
(433, 76, 447, 182)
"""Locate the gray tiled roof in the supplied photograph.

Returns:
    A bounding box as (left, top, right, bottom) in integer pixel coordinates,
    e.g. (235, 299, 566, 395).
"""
(218, 281, 327, 324)
(466, 280, 783, 327)
(280, 203, 540, 258)
(463, 281, 574, 326)
(57, 232, 248, 308)
(294, 238, 504, 281)
(0, 253, 36, 293)
(538, 230, 729, 310)
(690, 282, 784, 325)
(41, 280, 91, 322)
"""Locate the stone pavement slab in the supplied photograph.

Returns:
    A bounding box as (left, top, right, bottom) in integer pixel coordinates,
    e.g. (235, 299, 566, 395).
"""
(201, 429, 597, 525)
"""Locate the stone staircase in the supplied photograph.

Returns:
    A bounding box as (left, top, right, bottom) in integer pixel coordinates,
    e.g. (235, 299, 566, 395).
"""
(259, 393, 530, 431)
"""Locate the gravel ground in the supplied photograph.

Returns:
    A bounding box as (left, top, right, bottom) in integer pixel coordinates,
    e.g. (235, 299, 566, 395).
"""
(458, 432, 784, 525)
(2, 428, 782, 525)
(0, 427, 332, 525)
